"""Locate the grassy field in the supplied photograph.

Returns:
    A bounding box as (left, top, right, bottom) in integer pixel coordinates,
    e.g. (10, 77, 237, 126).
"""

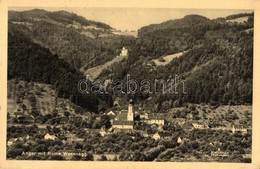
(83, 53, 128, 80)
(153, 51, 186, 66)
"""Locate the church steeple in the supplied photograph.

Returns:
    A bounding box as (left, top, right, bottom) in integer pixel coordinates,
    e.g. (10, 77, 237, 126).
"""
(127, 99, 134, 121)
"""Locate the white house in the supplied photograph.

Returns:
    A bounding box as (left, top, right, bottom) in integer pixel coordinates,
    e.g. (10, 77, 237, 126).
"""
(44, 133, 57, 140)
(152, 132, 161, 140)
(107, 110, 116, 116)
(120, 47, 128, 57)
(177, 137, 183, 144)
(7, 138, 18, 147)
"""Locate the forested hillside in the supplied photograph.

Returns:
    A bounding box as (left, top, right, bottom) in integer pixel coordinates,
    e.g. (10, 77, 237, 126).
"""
(99, 14, 253, 112)
(8, 9, 136, 69)
(8, 30, 112, 112)
(8, 10, 254, 113)
(9, 9, 111, 30)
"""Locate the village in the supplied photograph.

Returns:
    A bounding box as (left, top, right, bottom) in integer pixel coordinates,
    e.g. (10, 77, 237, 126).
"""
(7, 80, 252, 162)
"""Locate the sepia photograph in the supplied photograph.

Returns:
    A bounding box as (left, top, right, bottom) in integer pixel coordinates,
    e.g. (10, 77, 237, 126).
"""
(1, 0, 260, 169)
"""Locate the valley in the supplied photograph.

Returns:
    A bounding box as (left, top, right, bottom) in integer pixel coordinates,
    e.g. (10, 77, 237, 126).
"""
(6, 9, 253, 162)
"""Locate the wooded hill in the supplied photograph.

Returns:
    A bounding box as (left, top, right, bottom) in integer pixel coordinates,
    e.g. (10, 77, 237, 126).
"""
(8, 29, 112, 113)
(8, 9, 136, 69)
(99, 14, 253, 112)
(8, 10, 254, 113)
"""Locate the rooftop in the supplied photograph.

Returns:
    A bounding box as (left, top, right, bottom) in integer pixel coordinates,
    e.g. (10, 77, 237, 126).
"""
(114, 111, 128, 121)
(113, 121, 134, 126)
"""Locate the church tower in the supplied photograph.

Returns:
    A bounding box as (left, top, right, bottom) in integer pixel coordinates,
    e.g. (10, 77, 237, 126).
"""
(127, 99, 134, 121)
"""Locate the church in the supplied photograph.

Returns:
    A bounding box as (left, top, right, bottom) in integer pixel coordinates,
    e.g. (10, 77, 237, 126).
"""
(112, 99, 135, 129)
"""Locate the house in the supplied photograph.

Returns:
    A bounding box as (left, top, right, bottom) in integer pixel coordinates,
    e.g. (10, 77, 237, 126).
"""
(112, 99, 135, 129)
(152, 132, 161, 140)
(120, 47, 128, 57)
(152, 132, 171, 140)
(7, 140, 14, 147)
(44, 133, 57, 140)
(99, 128, 107, 137)
(231, 125, 247, 134)
(26, 135, 30, 140)
(139, 112, 149, 120)
(177, 137, 184, 144)
(143, 114, 165, 125)
(107, 110, 116, 116)
(7, 138, 18, 147)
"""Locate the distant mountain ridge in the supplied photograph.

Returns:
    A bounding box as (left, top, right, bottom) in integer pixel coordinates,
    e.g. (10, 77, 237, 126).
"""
(8, 9, 136, 70)
(9, 9, 111, 29)
(138, 15, 210, 35)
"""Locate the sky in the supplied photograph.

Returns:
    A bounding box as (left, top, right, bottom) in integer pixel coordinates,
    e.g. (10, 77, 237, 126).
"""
(9, 7, 253, 31)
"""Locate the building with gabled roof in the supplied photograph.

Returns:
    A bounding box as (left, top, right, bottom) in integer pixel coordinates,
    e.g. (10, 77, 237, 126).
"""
(143, 113, 165, 125)
(152, 132, 171, 140)
(177, 136, 184, 144)
(112, 99, 135, 129)
(107, 110, 116, 116)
